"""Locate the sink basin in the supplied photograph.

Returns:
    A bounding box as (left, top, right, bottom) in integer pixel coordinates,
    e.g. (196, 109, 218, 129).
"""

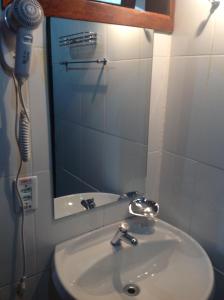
(53, 218, 214, 300)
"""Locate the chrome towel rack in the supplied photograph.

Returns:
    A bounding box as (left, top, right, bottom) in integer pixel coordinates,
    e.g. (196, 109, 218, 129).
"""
(60, 58, 107, 71)
(59, 31, 97, 48)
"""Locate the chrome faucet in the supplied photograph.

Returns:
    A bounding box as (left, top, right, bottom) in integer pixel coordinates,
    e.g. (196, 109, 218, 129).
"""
(81, 198, 96, 210)
(111, 223, 138, 247)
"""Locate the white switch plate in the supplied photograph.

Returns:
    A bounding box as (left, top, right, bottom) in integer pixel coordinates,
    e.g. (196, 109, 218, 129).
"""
(14, 176, 38, 213)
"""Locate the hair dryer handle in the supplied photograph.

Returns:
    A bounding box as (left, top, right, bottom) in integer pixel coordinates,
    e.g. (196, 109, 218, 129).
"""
(15, 27, 33, 83)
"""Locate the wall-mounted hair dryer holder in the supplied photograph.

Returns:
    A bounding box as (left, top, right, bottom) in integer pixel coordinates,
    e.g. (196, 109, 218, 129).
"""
(0, 0, 43, 83)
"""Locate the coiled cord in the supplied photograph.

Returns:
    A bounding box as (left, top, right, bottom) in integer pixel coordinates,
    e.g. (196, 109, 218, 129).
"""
(19, 111, 31, 162)
(12, 73, 30, 296)
(18, 83, 30, 122)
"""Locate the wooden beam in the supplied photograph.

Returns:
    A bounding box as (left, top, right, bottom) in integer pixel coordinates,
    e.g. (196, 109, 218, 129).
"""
(2, 0, 175, 33)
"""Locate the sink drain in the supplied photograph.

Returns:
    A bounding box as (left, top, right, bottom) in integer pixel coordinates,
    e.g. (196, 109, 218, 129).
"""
(123, 284, 140, 296)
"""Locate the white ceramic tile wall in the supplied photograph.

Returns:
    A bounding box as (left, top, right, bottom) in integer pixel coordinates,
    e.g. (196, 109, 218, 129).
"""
(145, 33, 171, 202)
(0, 14, 154, 300)
(145, 151, 162, 201)
(106, 59, 151, 144)
(158, 0, 224, 297)
(1, 0, 224, 298)
(0, 271, 49, 300)
(0, 6, 52, 295)
(214, 269, 224, 300)
(170, 0, 215, 56)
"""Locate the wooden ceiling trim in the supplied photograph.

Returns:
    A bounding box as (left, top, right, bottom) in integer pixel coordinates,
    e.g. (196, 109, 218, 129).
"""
(2, 0, 175, 32)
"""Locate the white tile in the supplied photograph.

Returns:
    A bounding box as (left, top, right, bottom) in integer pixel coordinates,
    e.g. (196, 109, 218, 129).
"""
(54, 118, 64, 169)
(55, 168, 96, 197)
(165, 56, 224, 169)
(29, 48, 51, 173)
(212, 2, 224, 55)
(0, 176, 36, 286)
(103, 134, 147, 194)
(171, 0, 215, 56)
(146, 151, 162, 202)
(0, 272, 48, 300)
(33, 18, 46, 49)
(164, 56, 206, 156)
(0, 72, 20, 177)
(105, 25, 154, 60)
(214, 269, 224, 300)
(159, 152, 197, 233)
(80, 128, 105, 190)
(148, 57, 169, 152)
(80, 64, 106, 130)
(190, 163, 224, 272)
(103, 201, 129, 226)
(50, 18, 82, 64)
(153, 33, 171, 57)
(0, 68, 32, 178)
(139, 29, 154, 59)
(35, 171, 104, 273)
(107, 24, 140, 61)
(52, 63, 81, 123)
(197, 56, 224, 168)
(105, 59, 151, 144)
(63, 122, 81, 178)
(35, 271, 51, 300)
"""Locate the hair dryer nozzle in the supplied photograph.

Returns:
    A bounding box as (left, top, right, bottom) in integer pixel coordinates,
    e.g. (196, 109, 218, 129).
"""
(10, 0, 43, 30)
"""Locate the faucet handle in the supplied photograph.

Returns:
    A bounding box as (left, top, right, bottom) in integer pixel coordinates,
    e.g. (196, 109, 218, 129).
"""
(119, 222, 129, 233)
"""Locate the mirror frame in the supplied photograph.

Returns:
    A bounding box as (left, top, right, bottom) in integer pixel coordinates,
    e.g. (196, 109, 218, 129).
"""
(2, 0, 175, 33)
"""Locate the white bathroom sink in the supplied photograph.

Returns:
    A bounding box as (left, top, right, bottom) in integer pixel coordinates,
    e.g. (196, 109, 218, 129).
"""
(53, 218, 214, 300)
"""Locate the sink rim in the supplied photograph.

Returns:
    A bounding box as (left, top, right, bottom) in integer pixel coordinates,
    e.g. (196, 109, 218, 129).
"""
(53, 218, 214, 300)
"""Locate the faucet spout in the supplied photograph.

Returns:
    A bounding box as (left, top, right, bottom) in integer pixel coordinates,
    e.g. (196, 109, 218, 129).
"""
(120, 232, 138, 246)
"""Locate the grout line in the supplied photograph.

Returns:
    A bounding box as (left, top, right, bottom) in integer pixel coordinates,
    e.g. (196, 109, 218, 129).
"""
(0, 269, 50, 290)
(153, 55, 171, 59)
(107, 58, 153, 63)
(34, 169, 51, 176)
(170, 54, 224, 58)
(148, 150, 162, 155)
(63, 169, 99, 192)
(60, 119, 148, 147)
(163, 150, 224, 172)
(214, 268, 224, 277)
(33, 45, 46, 49)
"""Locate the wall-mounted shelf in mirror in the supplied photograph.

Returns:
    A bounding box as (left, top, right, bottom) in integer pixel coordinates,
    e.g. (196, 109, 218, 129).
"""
(2, 0, 175, 33)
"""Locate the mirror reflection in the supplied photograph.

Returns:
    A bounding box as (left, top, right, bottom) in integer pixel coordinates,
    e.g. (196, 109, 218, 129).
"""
(47, 18, 154, 218)
(92, 0, 146, 10)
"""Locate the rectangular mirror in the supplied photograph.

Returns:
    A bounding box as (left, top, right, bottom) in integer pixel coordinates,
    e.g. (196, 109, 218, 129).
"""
(47, 17, 154, 219)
